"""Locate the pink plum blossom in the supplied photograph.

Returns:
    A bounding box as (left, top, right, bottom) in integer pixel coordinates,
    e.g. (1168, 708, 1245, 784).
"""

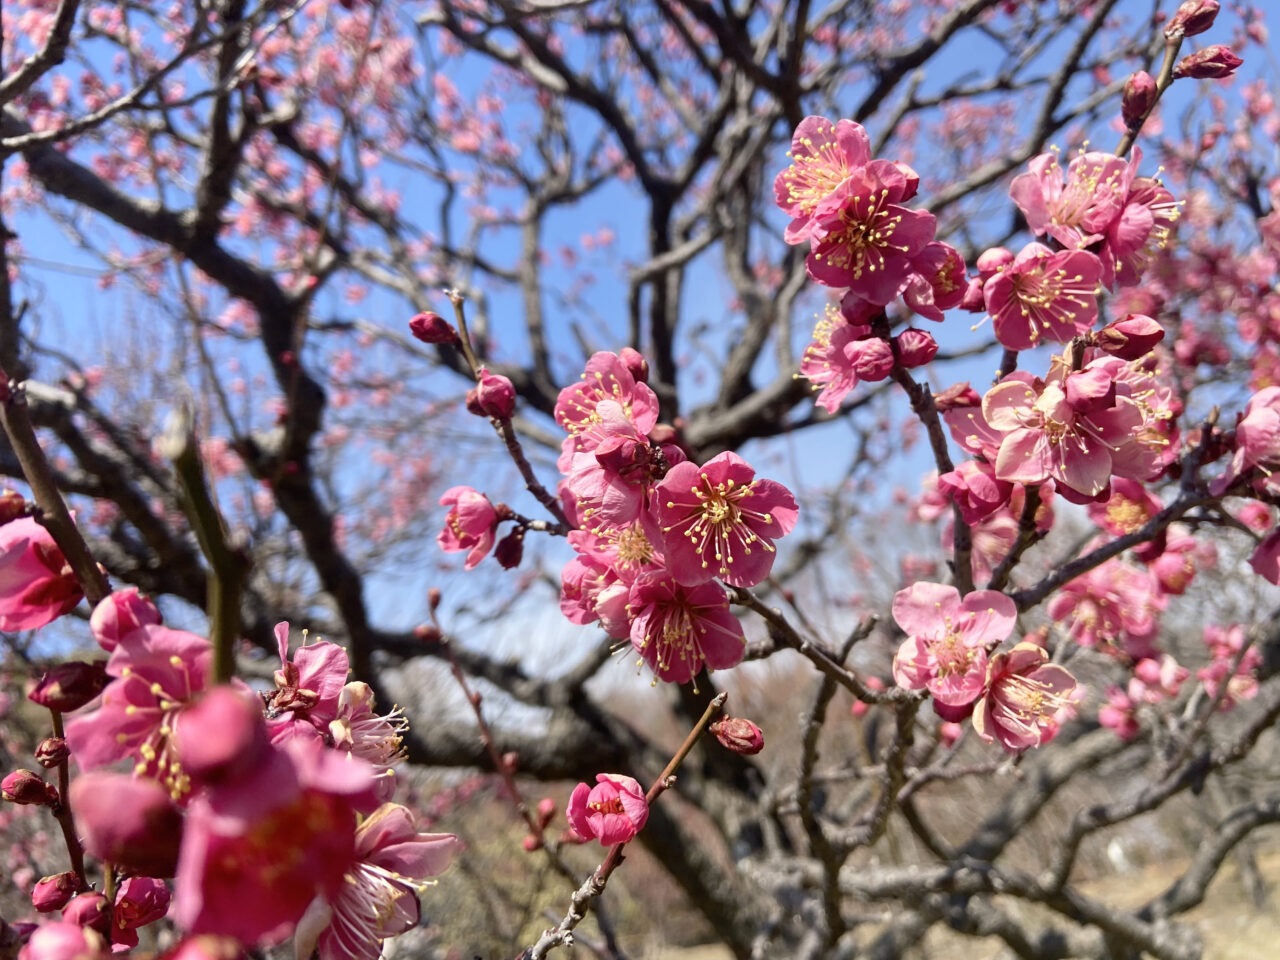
(774, 116, 873, 243)
(937, 461, 1013, 525)
(626, 573, 746, 684)
(1198, 625, 1262, 709)
(891, 582, 1016, 712)
(264, 622, 349, 745)
(89, 587, 161, 652)
(1213, 386, 1280, 496)
(983, 243, 1102, 350)
(654, 452, 798, 587)
(798, 308, 873, 413)
(566, 773, 649, 846)
(1009, 150, 1132, 252)
(111, 878, 171, 948)
(903, 242, 966, 321)
(973, 642, 1079, 752)
(17, 923, 105, 960)
(1046, 558, 1164, 658)
(0, 517, 83, 632)
(436, 486, 498, 569)
(554, 351, 659, 458)
(69, 773, 184, 877)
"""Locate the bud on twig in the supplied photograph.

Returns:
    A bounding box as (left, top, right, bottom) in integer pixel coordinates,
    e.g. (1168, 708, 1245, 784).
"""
(536, 797, 556, 829)
(2, 769, 59, 806)
(710, 716, 765, 755)
(34, 738, 70, 769)
(1094, 314, 1165, 359)
(1174, 45, 1242, 79)
(1164, 0, 1220, 40)
(26, 661, 109, 713)
(408, 311, 459, 344)
(1122, 71, 1158, 129)
(31, 873, 80, 913)
(472, 369, 517, 419)
(494, 527, 525, 569)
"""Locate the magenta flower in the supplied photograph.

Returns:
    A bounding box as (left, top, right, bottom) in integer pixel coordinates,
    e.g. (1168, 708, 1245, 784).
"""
(1250, 526, 1280, 585)
(891, 582, 1016, 711)
(264, 622, 349, 744)
(1009, 150, 1132, 251)
(1045, 558, 1164, 658)
(554, 351, 659, 456)
(936, 460, 1013, 525)
(799, 308, 872, 413)
(983, 243, 1102, 350)
(973, 642, 1079, 752)
(436, 486, 498, 569)
(566, 773, 649, 846)
(69, 772, 184, 877)
(111, 878, 171, 948)
(0, 518, 83, 632)
(1213, 386, 1280, 496)
(806, 165, 936, 303)
(903, 241, 967, 321)
(655, 452, 798, 587)
(294, 803, 456, 960)
(627, 573, 746, 684)
(774, 116, 872, 243)
(89, 587, 162, 652)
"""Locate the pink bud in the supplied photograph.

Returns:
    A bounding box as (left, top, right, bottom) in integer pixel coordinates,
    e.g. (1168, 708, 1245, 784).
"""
(1094, 314, 1165, 359)
(31, 874, 80, 914)
(16, 922, 104, 960)
(473, 369, 517, 419)
(1122, 71, 1158, 128)
(33, 738, 69, 769)
(934, 381, 981, 411)
(2, 769, 58, 806)
(893, 329, 938, 369)
(709, 716, 765, 755)
(26, 662, 109, 713)
(618, 347, 649, 384)
(959, 277, 987, 312)
(89, 588, 161, 652)
(408, 311, 458, 344)
(536, 797, 556, 829)
(521, 834, 542, 852)
(61, 894, 110, 936)
(1164, 0, 1220, 39)
(847, 337, 895, 381)
(975, 247, 1013, 278)
(0, 489, 25, 525)
(1174, 45, 1243, 79)
(70, 773, 183, 878)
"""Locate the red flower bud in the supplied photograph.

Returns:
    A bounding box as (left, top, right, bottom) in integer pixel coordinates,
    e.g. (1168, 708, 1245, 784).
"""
(536, 797, 556, 829)
(847, 337, 894, 382)
(2, 769, 59, 806)
(26, 661, 109, 713)
(894, 329, 939, 369)
(34, 738, 70, 769)
(414, 623, 443, 643)
(975, 247, 1013, 278)
(1094, 314, 1166, 360)
(472, 369, 517, 419)
(710, 716, 765, 755)
(428, 587, 442, 611)
(1164, 0, 1220, 39)
(494, 527, 524, 570)
(408, 311, 458, 344)
(1122, 71, 1158, 128)
(0, 489, 25, 525)
(501, 751, 519, 772)
(62, 893, 111, 936)
(618, 347, 650, 384)
(32, 873, 80, 913)
(1174, 45, 1242, 79)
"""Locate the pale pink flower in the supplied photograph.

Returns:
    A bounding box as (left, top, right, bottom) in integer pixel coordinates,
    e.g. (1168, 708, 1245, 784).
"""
(984, 243, 1102, 350)
(654, 452, 798, 588)
(774, 116, 873, 243)
(973, 642, 1079, 752)
(1098, 687, 1140, 740)
(566, 773, 648, 846)
(1046, 558, 1164, 658)
(1009, 150, 1132, 251)
(806, 165, 936, 303)
(1129, 655, 1189, 704)
(294, 804, 457, 960)
(937, 460, 1013, 525)
(891, 582, 1016, 713)
(626, 573, 746, 684)
(436, 486, 498, 569)
(798, 307, 872, 413)
(1108, 178, 1179, 287)
(0, 518, 83, 632)
(1213, 385, 1280, 496)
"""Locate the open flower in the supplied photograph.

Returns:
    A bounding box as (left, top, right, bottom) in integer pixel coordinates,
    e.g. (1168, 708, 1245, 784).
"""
(627, 573, 746, 684)
(566, 774, 648, 846)
(436, 487, 498, 569)
(973, 642, 1079, 752)
(984, 243, 1102, 350)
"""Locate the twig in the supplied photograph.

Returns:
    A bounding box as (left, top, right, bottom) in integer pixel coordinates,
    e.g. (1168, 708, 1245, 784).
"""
(47, 709, 87, 889)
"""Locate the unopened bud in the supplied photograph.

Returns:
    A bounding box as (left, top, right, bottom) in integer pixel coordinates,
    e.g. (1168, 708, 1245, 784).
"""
(934, 381, 981, 411)
(521, 834, 543, 852)
(34, 738, 70, 769)
(414, 623, 443, 643)
(2, 769, 59, 807)
(428, 587, 443, 611)
(0, 489, 25, 525)
(26, 661, 109, 713)
(536, 797, 556, 829)
(1165, 0, 1220, 40)
(847, 337, 894, 382)
(975, 247, 1013, 278)
(894, 329, 938, 369)
(501, 751, 519, 773)
(959, 277, 987, 313)
(1122, 71, 1158, 128)
(1174, 45, 1242, 79)
(1094, 314, 1165, 359)
(408, 311, 459, 344)
(90, 587, 161, 652)
(494, 527, 524, 570)
(618, 347, 649, 384)
(31, 873, 80, 913)
(709, 716, 765, 755)
(473, 369, 517, 419)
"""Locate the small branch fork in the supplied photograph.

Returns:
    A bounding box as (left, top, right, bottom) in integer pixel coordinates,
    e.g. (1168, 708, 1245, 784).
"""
(518, 691, 729, 960)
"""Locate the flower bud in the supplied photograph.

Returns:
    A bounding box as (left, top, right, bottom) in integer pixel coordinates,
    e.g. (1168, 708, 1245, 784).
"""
(959, 277, 987, 313)
(0, 488, 25, 525)
(472, 369, 517, 419)
(1122, 71, 1158, 128)
(501, 751, 519, 772)
(62, 894, 110, 936)
(1174, 45, 1243, 79)
(70, 773, 183, 877)
(521, 834, 543, 852)
(414, 623, 443, 643)
(1164, 0, 1220, 39)
(536, 797, 556, 829)
(847, 337, 894, 382)
(31, 874, 80, 913)
(26, 661, 109, 713)
(2, 769, 59, 807)
(90, 588, 161, 652)
(975, 247, 1013, 278)
(618, 347, 649, 384)
(934, 381, 981, 411)
(710, 716, 765, 755)
(408, 311, 459, 344)
(34, 738, 70, 769)
(16, 921, 104, 960)
(1094, 314, 1165, 359)
(893, 329, 938, 369)
(494, 527, 524, 570)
